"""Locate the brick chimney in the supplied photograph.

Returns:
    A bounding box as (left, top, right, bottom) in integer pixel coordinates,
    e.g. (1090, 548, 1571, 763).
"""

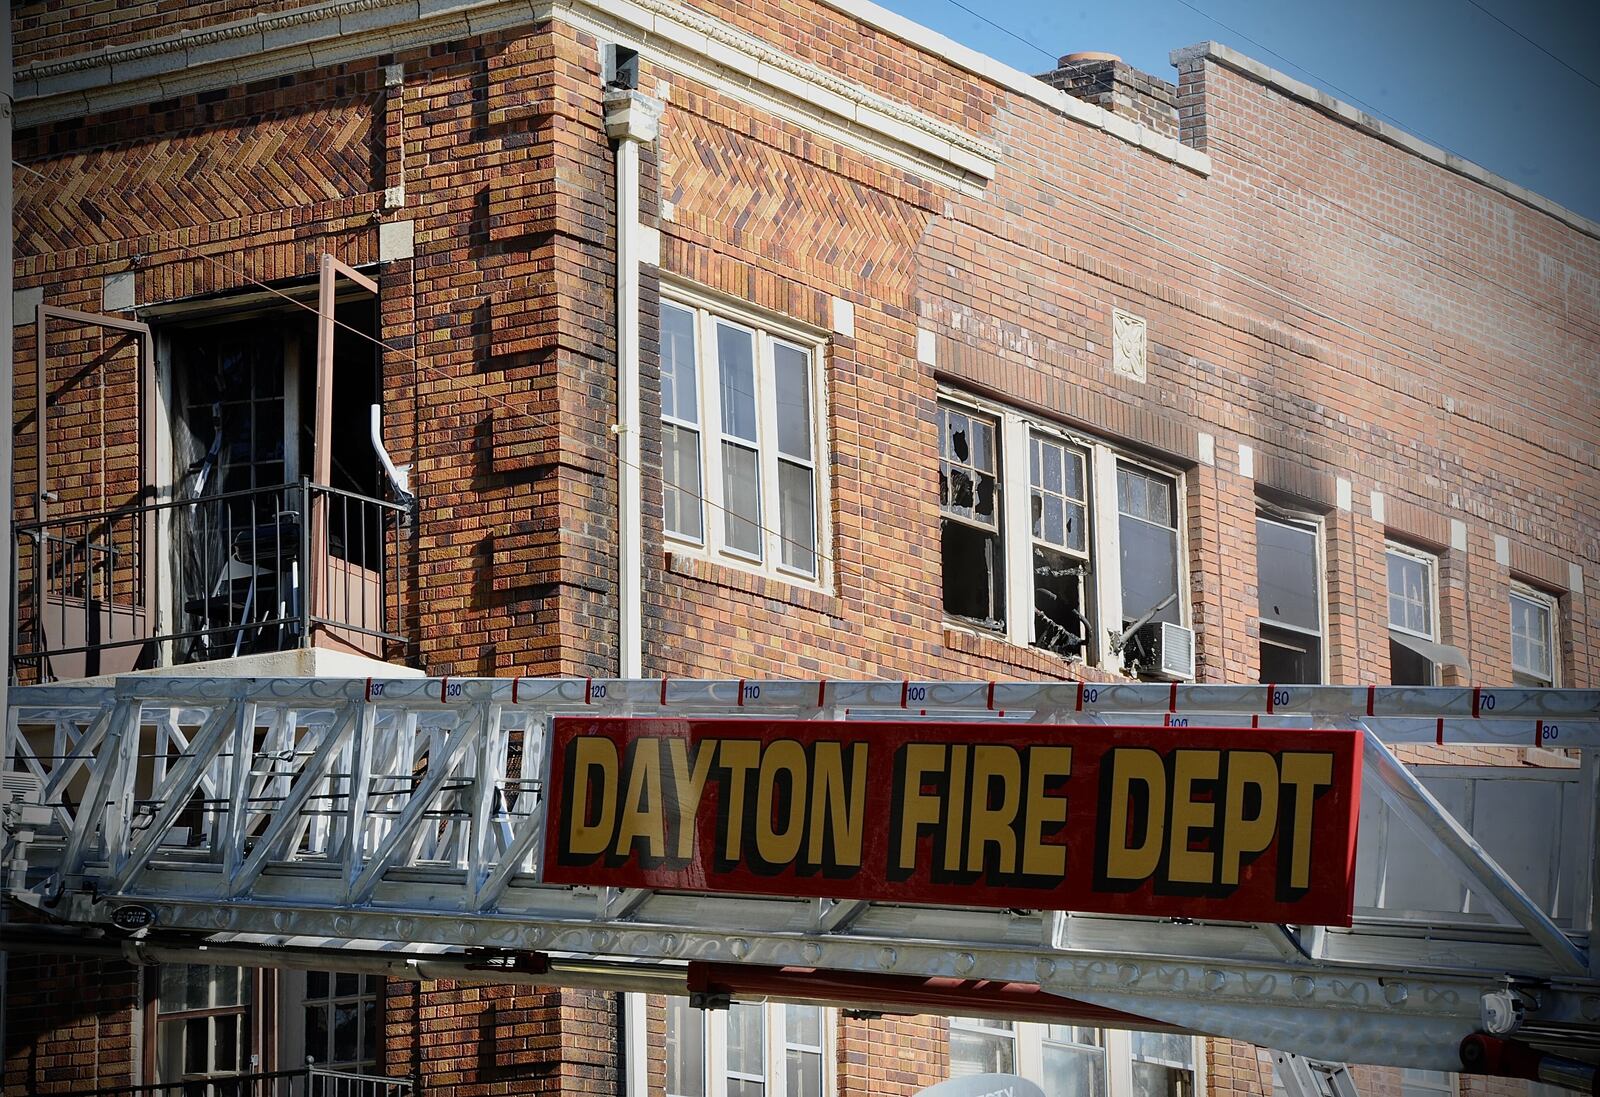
(1039, 52, 1179, 140)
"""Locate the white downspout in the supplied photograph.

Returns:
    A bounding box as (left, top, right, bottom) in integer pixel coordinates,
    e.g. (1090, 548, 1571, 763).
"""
(603, 88, 663, 680)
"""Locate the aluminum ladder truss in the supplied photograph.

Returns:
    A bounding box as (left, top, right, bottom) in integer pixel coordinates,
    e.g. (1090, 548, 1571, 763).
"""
(1272, 1054, 1359, 1097)
(3, 676, 1598, 1070)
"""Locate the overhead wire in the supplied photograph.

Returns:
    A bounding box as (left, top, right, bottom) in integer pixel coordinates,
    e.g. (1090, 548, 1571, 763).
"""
(1461, 0, 1600, 94)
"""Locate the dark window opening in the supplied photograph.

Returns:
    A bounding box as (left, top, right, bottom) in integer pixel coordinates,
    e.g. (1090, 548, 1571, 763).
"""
(940, 403, 1004, 630)
(168, 294, 383, 662)
(1033, 545, 1087, 656)
(1260, 624, 1321, 685)
(1389, 638, 1435, 686)
(943, 519, 1005, 628)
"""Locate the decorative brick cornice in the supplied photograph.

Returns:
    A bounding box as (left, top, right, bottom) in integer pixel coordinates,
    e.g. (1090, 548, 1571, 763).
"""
(16, 0, 1000, 188)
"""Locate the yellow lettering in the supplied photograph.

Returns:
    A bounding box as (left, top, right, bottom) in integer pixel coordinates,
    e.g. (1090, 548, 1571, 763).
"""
(897, 744, 946, 873)
(1021, 746, 1072, 878)
(1220, 751, 1279, 886)
(1279, 752, 1335, 890)
(613, 738, 666, 860)
(808, 742, 867, 869)
(966, 745, 1021, 876)
(718, 740, 761, 863)
(566, 737, 618, 858)
(665, 738, 717, 861)
(1103, 748, 1166, 882)
(755, 740, 808, 866)
(1166, 749, 1219, 885)
(943, 744, 968, 873)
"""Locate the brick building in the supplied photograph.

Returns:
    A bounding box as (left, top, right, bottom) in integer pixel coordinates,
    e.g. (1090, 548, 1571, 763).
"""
(2, 0, 1596, 1094)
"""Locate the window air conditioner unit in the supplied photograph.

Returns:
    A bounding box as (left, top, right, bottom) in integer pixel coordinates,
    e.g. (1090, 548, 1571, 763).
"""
(1127, 620, 1195, 681)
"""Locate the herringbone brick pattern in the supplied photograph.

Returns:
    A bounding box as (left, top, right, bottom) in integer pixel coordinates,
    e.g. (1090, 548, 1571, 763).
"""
(15, 98, 378, 256)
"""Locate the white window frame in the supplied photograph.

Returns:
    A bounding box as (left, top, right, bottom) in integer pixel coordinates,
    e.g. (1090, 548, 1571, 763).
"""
(660, 286, 832, 591)
(1385, 541, 1440, 686)
(1255, 507, 1329, 684)
(937, 388, 1190, 674)
(1385, 542, 1438, 641)
(1509, 583, 1560, 687)
(952, 1021, 1201, 1097)
(1399, 1068, 1458, 1097)
(659, 995, 838, 1097)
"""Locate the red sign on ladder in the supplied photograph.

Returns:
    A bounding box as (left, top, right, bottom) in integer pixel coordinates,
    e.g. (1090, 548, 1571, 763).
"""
(542, 718, 1363, 926)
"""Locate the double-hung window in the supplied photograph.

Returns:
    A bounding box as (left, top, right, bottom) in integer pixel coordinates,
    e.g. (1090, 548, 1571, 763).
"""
(1510, 585, 1559, 686)
(660, 295, 827, 582)
(1386, 543, 1439, 685)
(937, 391, 1188, 673)
(949, 1017, 1016, 1076)
(665, 997, 831, 1097)
(948, 1022, 1195, 1097)
(1256, 510, 1324, 684)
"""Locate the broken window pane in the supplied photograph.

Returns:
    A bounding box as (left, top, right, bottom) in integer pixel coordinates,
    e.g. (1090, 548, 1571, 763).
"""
(1029, 434, 1086, 554)
(1260, 623, 1322, 684)
(1119, 466, 1180, 626)
(1389, 638, 1434, 685)
(1257, 516, 1320, 632)
(942, 519, 1005, 627)
(940, 403, 1005, 628)
(1034, 545, 1087, 656)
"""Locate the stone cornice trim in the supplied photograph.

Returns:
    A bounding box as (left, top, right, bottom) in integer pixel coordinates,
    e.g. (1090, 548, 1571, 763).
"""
(15, 0, 999, 189)
(1172, 41, 1600, 241)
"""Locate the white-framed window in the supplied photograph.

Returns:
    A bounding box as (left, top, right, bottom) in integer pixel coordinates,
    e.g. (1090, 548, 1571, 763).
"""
(1041, 1025, 1107, 1097)
(949, 1022, 1197, 1097)
(949, 1017, 1017, 1075)
(1400, 1068, 1457, 1097)
(937, 390, 1189, 672)
(1386, 542, 1440, 686)
(659, 292, 829, 585)
(1510, 585, 1559, 687)
(1256, 509, 1325, 684)
(664, 997, 834, 1097)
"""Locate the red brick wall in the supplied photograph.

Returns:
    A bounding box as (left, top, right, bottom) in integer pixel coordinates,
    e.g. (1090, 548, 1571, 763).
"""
(1, 947, 139, 1095)
(7, 0, 1599, 1092)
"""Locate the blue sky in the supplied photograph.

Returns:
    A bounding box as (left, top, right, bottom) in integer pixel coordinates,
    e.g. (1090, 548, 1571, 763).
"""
(872, 0, 1600, 222)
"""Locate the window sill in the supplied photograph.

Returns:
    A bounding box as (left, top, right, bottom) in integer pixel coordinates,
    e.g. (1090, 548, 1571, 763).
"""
(665, 550, 841, 617)
(941, 625, 1123, 682)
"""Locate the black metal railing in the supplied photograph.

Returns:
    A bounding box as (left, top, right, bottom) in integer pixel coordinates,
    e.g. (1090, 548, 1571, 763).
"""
(43, 1064, 416, 1097)
(12, 480, 408, 682)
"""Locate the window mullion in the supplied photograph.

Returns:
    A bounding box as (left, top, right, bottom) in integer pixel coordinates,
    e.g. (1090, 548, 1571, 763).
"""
(700, 310, 728, 561)
(1092, 445, 1122, 672)
(1000, 413, 1032, 647)
(1106, 1028, 1132, 1097)
(756, 334, 782, 569)
(1015, 1021, 1044, 1084)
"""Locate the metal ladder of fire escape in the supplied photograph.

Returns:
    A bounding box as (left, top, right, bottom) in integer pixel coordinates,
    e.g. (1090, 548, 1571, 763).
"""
(2, 676, 1597, 1072)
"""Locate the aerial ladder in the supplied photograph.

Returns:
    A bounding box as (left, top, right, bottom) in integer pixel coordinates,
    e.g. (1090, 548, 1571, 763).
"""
(2, 676, 1597, 1080)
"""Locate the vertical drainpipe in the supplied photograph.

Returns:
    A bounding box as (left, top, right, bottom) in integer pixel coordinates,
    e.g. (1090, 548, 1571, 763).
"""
(0, 5, 14, 1075)
(603, 86, 663, 680)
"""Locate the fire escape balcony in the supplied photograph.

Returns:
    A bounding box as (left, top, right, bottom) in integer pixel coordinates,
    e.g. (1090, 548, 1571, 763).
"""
(11, 479, 409, 683)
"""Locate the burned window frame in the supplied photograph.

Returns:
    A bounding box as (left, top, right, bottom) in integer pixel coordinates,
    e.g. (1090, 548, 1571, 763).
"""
(1256, 505, 1327, 685)
(936, 389, 1190, 672)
